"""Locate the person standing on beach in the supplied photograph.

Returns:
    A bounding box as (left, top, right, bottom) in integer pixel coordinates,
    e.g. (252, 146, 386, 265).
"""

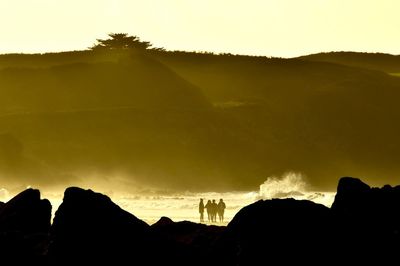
(217, 199, 226, 223)
(205, 200, 212, 222)
(211, 199, 218, 222)
(199, 198, 205, 222)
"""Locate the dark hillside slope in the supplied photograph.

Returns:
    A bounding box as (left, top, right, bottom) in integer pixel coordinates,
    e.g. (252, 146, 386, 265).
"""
(0, 50, 121, 69)
(0, 107, 266, 190)
(299, 52, 400, 73)
(155, 52, 400, 188)
(1, 51, 400, 190)
(0, 54, 209, 113)
(0, 53, 224, 189)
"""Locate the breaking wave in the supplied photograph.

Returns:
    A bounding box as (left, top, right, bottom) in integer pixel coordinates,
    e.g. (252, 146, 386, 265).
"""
(258, 172, 335, 207)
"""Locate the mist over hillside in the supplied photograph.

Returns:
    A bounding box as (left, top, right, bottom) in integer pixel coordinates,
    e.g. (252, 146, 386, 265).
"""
(1, 49, 400, 192)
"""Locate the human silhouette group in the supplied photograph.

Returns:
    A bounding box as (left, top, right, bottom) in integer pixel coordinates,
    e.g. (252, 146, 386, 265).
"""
(199, 198, 226, 223)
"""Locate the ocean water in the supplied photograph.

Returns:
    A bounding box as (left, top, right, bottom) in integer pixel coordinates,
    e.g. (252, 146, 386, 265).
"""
(1, 172, 336, 225)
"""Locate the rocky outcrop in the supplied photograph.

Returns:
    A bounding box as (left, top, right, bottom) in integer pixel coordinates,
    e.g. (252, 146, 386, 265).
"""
(331, 176, 371, 212)
(331, 177, 400, 220)
(222, 198, 333, 265)
(0, 188, 51, 262)
(217, 177, 400, 265)
(330, 177, 400, 262)
(48, 187, 150, 264)
(152, 217, 225, 247)
(1, 177, 400, 265)
(0, 189, 51, 233)
(48, 187, 199, 265)
(151, 217, 225, 266)
(152, 216, 174, 226)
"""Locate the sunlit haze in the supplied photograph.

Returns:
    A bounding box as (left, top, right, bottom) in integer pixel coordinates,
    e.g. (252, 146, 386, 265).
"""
(1, 0, 400, 57)
(2, 1, 400, 263)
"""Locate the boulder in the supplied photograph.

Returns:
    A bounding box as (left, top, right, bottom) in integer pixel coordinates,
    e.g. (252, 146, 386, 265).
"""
(151, 217, 225, 266)
(152, 217, 225, 246)
(0, 189, 51, 234)
(48, 187, 198, 265)
(330, 177, 400, 261)
(331, 176, 371, 212)
(331, 177, 400, 230)
(0, 188, 51, 262)
(222, 198, 332, 265)
(152, 216, 174, 227)
(48, 187, 149, 263)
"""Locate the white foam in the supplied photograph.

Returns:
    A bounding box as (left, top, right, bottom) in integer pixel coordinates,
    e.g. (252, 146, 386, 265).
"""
(258, 172, 335, 207)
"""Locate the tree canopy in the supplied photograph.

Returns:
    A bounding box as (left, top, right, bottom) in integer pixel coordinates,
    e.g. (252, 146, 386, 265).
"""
(91, 33, 152, 50)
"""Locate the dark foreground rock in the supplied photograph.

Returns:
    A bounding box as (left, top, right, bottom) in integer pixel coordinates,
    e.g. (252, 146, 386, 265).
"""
(48, 187, 200, 265)
(152, 216, 225, 262)
(0, 188, 51, 262)
(152, 216, 225, 246)
(2, 177, 400, 265)
(330, 177, 400, 262)
(220, 198, 333, 265)
(217, 177, 400, 265)
(48, 187, 150, 264)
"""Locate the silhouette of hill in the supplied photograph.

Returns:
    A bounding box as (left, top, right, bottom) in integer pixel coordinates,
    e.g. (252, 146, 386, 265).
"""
(299, 51, 400, 73)
(1, 50, 400, 190)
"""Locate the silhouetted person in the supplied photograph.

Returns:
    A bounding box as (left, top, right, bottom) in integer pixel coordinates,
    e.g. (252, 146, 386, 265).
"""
(199, 198, 205, 222)
(218, 199, 226, 222)
(211, 199, 218, 222)
(205, 200, 212, 222)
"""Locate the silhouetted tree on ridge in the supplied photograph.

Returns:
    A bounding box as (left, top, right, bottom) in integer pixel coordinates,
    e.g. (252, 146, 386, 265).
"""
(90, 33, 152, 50)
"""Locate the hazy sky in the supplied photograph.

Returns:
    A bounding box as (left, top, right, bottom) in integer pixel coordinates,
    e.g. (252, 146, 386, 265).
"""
(0, 0, 399, 57)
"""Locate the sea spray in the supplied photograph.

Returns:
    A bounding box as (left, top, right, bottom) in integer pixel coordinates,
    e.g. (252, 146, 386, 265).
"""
(0, 188, 9, 201)
(258, 172, 335, 207)
(259, 172, 308, 199)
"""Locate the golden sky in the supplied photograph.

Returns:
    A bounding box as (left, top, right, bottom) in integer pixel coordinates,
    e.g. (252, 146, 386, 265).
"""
(1, 0, 399, 57)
